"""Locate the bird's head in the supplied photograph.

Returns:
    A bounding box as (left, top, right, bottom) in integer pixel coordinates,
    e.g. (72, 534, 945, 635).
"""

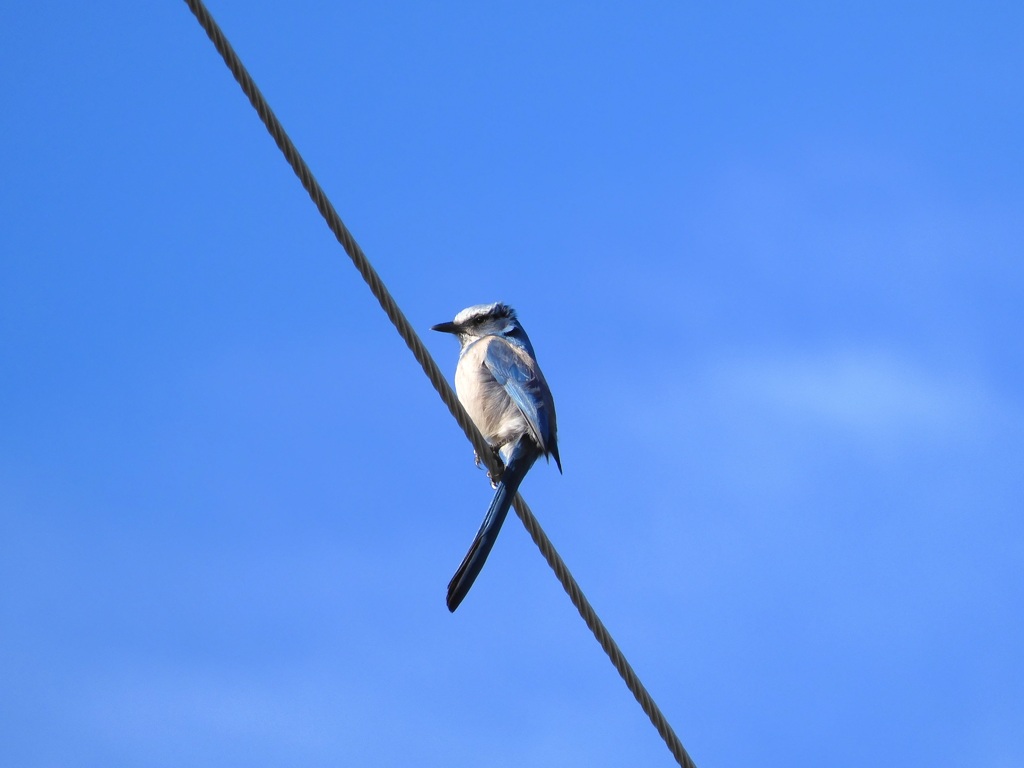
(431, 302, 523, 346)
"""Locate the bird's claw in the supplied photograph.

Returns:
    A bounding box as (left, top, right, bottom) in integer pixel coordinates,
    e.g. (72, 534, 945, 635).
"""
(473, 447, 503, 488)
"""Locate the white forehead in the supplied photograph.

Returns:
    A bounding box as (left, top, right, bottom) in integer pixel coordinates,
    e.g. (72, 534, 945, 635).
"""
(453, 302, 514, 325)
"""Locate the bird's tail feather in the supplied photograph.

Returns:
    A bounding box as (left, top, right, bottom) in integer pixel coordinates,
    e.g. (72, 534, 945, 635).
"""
(446, 441, 537, 612)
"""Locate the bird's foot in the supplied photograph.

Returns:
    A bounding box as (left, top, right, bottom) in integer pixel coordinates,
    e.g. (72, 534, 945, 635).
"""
(487, 446, 504, 488)
(473, 452, 499, 487)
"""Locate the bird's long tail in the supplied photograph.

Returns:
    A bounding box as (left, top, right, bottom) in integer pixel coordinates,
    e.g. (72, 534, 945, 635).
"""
(446, 440, 537, 612)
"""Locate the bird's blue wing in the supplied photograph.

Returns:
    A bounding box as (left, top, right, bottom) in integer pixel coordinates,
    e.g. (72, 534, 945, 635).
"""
(482, 338, 553, 452)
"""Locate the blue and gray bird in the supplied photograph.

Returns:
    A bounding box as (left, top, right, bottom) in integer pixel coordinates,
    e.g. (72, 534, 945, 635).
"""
(432, 302, 561, 612)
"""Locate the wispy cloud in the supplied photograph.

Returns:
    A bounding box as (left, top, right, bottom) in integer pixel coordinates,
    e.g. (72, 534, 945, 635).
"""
(614, 345, 1014, 464)
(79, 668, 351, 762)
(715, 348, 1007, 448)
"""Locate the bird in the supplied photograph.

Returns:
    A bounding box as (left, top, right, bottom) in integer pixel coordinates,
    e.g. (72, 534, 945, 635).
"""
(432, 302, 561, 612)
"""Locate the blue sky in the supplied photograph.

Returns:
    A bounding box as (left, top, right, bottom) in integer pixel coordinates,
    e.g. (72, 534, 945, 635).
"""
(2, 2, 1022, 766)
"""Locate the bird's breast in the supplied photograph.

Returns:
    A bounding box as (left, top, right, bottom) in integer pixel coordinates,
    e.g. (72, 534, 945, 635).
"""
(455, 340, 529, 447)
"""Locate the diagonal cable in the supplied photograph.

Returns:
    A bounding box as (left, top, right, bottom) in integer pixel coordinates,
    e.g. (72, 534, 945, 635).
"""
(180, 2, 697, 766)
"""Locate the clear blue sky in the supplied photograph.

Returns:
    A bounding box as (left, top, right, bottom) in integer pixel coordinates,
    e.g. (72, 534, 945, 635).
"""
(2, 2, 1022, 766)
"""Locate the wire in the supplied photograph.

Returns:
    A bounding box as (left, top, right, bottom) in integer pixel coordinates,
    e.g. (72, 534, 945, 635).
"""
(180, 2, 697, 765)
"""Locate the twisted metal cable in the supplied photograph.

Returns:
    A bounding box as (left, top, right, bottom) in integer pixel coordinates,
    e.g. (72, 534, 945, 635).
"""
(181, 2, 696, 765)
(512, 494, 696, 767)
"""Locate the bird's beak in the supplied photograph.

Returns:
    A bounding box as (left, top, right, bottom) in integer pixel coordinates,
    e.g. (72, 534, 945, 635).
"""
(431, 321, 459, 334)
